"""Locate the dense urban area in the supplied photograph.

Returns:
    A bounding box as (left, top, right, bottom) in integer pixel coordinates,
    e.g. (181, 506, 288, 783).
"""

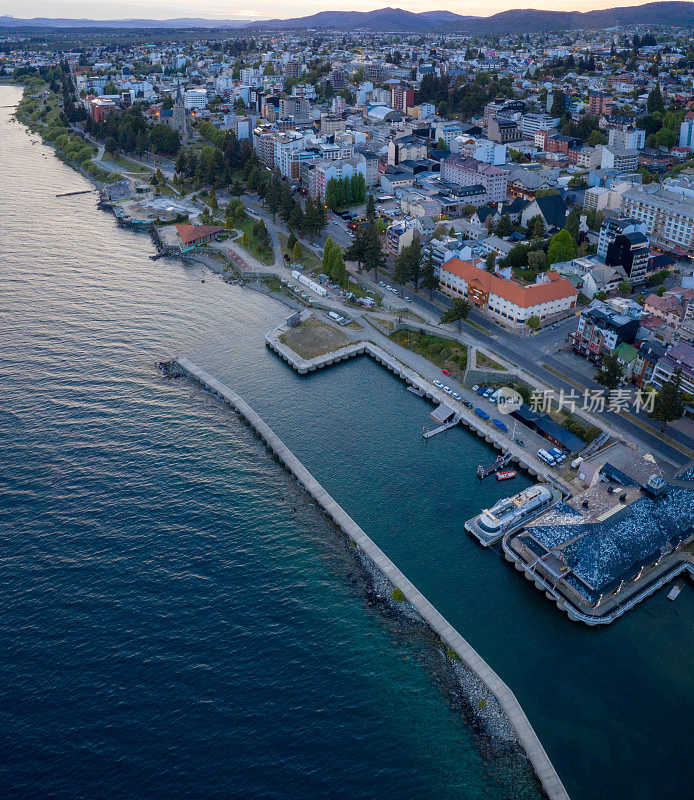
(3, 16, 694, 627)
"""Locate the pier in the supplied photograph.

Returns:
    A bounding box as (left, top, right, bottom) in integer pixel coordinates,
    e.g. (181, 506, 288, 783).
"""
(171, 356, 571, 800)
(56, 189, 93, 198)
(478, 452, 514, 479)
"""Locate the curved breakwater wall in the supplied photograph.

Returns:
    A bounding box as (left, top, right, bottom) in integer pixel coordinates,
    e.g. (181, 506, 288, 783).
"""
(170, 356, 571, 800)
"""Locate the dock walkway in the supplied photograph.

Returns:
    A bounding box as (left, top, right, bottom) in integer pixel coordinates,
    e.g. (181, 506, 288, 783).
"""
(172, 357, 571, 800)
(423, 415, 461, 438)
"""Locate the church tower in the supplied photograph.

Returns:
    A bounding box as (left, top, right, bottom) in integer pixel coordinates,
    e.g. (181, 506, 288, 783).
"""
(172, 79, 188, 144)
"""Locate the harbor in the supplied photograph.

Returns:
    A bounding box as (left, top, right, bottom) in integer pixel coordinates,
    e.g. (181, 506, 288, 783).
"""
(168, 356, 571, 800)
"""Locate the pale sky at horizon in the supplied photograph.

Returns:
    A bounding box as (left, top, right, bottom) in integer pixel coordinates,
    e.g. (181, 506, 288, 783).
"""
(0, 0, 666, 22)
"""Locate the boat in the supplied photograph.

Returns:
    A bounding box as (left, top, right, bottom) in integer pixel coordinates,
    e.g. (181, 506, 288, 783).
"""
(496, 470, 517, 481)
(492, 419, 508, 431)
(464, 484, 558, 546)
(474, 408, 490, 420)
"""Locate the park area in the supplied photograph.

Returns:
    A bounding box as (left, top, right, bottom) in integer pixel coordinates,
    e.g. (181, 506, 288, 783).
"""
(279, 317, 352, 360)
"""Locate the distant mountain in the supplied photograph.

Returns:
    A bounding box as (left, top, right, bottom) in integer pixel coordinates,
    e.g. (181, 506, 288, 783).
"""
(2, 3, 694, 33)
(0, 15, 250, 29)
(249, 3, 694, 32)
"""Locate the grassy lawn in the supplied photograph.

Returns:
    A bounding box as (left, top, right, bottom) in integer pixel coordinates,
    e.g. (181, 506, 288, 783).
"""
(475, 351, 507, 371)
(237, 214, 274, 266)
(105, 153, 152, 174)
(279, 318, 352, 360)
(278, 232, 320, 270)
(391, 330, 467, 377)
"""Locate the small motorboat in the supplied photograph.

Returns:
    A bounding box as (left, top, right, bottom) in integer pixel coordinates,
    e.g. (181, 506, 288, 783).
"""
(496, 470, 517, 481)
(474, 408, 490, 420)
(492, 419, 508, 431)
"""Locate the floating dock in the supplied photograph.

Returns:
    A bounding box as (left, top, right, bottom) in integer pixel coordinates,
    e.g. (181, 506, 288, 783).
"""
(170, 357, 571, 800)
(478, 452, 513, 479)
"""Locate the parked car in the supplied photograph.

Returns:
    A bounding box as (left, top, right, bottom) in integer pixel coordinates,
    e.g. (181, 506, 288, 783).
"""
(453, 392, 462, 401)
(434, 380, 444, 388)
(442, 369, 451, 376)
(443, 386, 453, 395)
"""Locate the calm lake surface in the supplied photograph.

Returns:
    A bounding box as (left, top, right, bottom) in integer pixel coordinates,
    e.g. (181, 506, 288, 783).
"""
(1, 85, 692, 800)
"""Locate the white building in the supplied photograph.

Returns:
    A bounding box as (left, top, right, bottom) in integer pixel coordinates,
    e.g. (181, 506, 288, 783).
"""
(184, 89, 208, 110)
(620, 183, 694, 253)
(679, 117, 694, 149)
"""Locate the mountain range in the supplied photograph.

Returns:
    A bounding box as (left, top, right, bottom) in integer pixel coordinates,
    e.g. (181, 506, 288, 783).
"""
(1, 3, 694, 33)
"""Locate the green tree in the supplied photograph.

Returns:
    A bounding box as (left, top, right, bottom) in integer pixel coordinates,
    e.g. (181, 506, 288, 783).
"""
(363, 225, 385, 279)
(292, 241, 302, 262)
(565, 206, 581, 243)
(287, 231, 297, 252)
(485, 251, 496, 272)
(322, 236, 337, 278)
(527, 249, 547, 271)
(531, 216, 546, 240)
(647, 84, 665, 115)
(527, 315, 540, 330)
(344, 225, 368, 271)
(394, 248, 412, 287)
(421, 250, 438, 298)
(649, 369, 685, 432)
(440, 298, 473, 332)
(594, 351, 624, 392)
(496, 213, 513, 237)
(547, 229, 576, 265)
(618, 280, 632, 296)
(365, 194, 376, 222)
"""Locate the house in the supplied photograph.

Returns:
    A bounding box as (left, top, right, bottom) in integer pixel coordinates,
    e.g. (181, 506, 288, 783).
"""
(581, 263, 626, 300)
(174, 223, 225, 249)
(570, 300, 640, 361)
(643, 293, 686, 326)
(614, 342, 639, 380)
(651, 342, 694, 396)
(633, 340, 666, 387)
(520, 194, 569, 231)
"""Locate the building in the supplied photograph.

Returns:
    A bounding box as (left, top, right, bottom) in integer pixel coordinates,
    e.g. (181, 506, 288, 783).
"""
(434, 121, 463, 148)
(604, 232, 650, 285)
(679, 116, 694, 149)
(589, 91, 613, 116)
(608, 126, 645, 151)
(570, 301, 640, 361)
(620, 184, 694, 254)
(391, 84, 415, 113)
(440, 156, 508, 203)
(597, 216, 647, 259)
(284, 60, 300, 79)
(643, 293, 686, 326)
(88, 96, 116, 123)
(174, 223, 225, 250)
(320, 113, 346, 136)
(488, 116, 522, 144)
(600, 146, 639, 173)
(387, 135, 427, 166)
(651, 342, 694, 396)
(279, 95, 309, 118)
(439, 259, 578, 325)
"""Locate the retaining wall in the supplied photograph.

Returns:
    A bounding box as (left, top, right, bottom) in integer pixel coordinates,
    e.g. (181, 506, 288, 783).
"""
(172, 356, 571, 800)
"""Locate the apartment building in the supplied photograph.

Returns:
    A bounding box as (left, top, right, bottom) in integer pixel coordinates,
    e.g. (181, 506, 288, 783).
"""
(440, 156, 508, 203)
(391, 84, 415, 113)
(651, 342, 694, 396)
(570, 301, 640, 361)
(588, 91, 613, 116)
(601, 146, 639, 172)
(439, 259, 578, 325)
(597, 215, 648, 258)
(608, 126, 645, 151)
(488, 116, 522, 144)
(620, 184, 694, 253)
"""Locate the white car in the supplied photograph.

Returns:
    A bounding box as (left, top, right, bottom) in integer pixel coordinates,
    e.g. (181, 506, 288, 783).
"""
(453, 392, 462, 401)
(386, 285, 392, 291)
(379, 281, 386, 287)
(443, 386, 453, 395)
(472, 385, 479, 392)
(434, 380, 444, 388)
(405, 296, 412, 302)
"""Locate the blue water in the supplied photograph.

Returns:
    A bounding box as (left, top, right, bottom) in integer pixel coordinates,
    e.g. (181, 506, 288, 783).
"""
(2, 85, 693, 800)
(0, 86, 539, 800)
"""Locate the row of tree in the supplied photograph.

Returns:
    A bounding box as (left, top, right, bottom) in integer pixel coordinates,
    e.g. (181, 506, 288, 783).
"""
(324, 173, 367, 210)
(88, 106, 180, 156)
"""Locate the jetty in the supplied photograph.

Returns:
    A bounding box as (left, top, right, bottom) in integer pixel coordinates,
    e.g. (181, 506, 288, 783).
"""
(478, 452, 514, 479)
(56, 189, 93, 198)
(170, 356, 571, 800)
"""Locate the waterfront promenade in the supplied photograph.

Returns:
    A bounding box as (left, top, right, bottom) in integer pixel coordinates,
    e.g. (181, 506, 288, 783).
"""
(172, 356, 571, 800)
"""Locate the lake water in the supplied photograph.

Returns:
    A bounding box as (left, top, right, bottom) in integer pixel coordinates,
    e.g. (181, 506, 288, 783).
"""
(1, 85, 692, 800)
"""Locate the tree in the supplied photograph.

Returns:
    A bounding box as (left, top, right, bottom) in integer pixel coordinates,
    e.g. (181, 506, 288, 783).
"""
(527, 315, 540, 330)
(365, 194, 376, 222)
(105, 136, 118, 155)
(287, 231, 297, 252)
(564, 206, 581, 244)
(649, 369, 685, 431)
(344, 225, 368, 271)
(363, 224, 386, 279)
(440, 298, 472, 331)
(322, 236, 337, 277)
(421, 250, 438, 298)
(547, 229, 576, 265)
(531, 216, 546, 240)
(394, 248, 412, 287)
(594, 351, 624, 392)
(485, 251, 496, 272)
(496, 213, 513, 237)
(647, 84, 665, 115)
(618, 280, 632, 296)
(292, 241, 302, 262)
(527, 249, 547, 271)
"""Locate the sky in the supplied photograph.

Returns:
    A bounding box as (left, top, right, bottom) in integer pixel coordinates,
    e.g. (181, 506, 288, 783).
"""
(0, 0, 662, 21)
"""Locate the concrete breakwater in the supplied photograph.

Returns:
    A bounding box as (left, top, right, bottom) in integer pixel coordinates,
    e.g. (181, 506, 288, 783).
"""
(169, 356, 570, 800)
(265, 324, 571, 495)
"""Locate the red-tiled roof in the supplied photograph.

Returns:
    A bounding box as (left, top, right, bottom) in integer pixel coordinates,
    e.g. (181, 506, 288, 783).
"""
(175, 223, 225, 245)
(441, 258, 578, 308)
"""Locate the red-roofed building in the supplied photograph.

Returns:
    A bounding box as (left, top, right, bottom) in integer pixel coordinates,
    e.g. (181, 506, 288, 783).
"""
(175, 223, 225, 248)
(439, 257, 578, 326)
